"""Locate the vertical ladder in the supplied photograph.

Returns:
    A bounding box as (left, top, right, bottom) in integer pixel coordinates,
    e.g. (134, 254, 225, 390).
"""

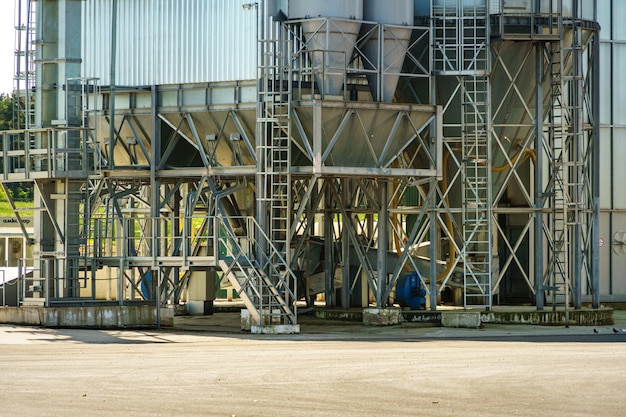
(564, 15, 585, 310)
(66, 77, 102, 173)
(432, 0, 489, 74)
(64, 179, 89, 298)
(433, 1, 492, 309)
(14, 0, 36, 129)
(256, 20, 296, 326)
(462, 76, 492, 309)
(545, 18, 584, 311)
(547, 42, 568, 308)
(63, 79, 98, 298)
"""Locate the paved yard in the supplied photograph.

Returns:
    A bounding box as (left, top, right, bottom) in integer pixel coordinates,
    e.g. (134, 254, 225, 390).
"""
(0, 313, 625, 417)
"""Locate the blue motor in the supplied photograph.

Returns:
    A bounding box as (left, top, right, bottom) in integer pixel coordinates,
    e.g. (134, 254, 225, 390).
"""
(396, 272, 426, 310)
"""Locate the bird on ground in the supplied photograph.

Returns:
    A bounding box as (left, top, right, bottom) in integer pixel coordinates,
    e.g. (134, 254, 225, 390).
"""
(612, 328, 625, 334)
(593, 328, 601, 334)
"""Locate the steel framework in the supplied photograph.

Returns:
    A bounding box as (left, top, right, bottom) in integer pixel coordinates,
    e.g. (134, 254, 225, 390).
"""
(0, 0, 601, 329)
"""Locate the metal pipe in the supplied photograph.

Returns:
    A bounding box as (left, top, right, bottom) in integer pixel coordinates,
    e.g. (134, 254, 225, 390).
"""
(573, 3, 583, 310)
(151, 85, 161, 325)
(592, 28, 601, 308)
(342, 179, 351, 309)
(429, 180, 438, 311)
(324, 182, 334, 306)
(108, 0, 118, 170)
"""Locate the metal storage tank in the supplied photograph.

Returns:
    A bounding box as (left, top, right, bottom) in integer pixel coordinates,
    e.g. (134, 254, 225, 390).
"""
(426, 0, 601, 309)
(0, 0, 612, 334)
(597, 0, 626, 297)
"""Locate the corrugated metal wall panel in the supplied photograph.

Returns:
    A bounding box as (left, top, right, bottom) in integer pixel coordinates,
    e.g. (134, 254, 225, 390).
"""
(614, 45, 626, 125)
(599, 0, 622, 297)
(599, 127, 611, 209)
(599, 43, 611, 126)
(613, 128, 626, 210)
(82, 0, 257, 86)
(614, 1, 626, 40)
(597, 0, 611, 40)
(609, 215, 626, 294)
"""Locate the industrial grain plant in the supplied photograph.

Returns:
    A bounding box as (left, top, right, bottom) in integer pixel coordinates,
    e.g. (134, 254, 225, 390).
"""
(0, 0, 618, 333)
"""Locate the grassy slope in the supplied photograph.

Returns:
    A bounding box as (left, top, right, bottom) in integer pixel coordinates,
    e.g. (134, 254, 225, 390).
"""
(0, 201, 34, 217)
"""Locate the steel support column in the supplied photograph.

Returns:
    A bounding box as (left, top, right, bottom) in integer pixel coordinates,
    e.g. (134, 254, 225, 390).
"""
(376, 181, 389, 307)
(535, 43, 545, 310)
(591, 29, 601, 309)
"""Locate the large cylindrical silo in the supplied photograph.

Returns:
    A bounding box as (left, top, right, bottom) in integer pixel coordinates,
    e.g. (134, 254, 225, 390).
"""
(362, 0, 414, 102)
(414, 0, 430, 17)
(288, 0, 363, 96)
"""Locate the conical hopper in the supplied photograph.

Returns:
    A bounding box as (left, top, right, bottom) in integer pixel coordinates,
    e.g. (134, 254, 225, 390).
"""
(362, 0, 414, 102)
(292, 102, 435, 169)
(361, 26, 413, 102)
(289, 0, 363, 96)
(300, 19, 362, 96)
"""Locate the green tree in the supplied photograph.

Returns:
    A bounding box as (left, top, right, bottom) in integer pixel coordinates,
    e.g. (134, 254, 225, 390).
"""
(0, 93, 14, 131)
(0, 94, 34, 203)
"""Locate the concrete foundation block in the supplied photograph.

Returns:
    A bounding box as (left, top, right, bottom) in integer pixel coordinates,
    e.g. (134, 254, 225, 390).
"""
(241, 309, 252, 331)
(0, 305, 173, 328)
(441, 311, 481, 328)
(241, 309, 294, 331)
(173, 304, 187, 316)
(251, 324, 301, 334)
(159, 307, 174, 327)
(363, 307, 402, 326)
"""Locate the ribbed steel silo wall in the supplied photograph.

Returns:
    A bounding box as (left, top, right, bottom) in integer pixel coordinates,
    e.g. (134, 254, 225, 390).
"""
(598, 0, 626, 299)
(82, 0, 257, 86)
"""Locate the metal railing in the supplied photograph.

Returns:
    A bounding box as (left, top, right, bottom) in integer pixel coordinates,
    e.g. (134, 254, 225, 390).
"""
(0, 128, 99, 180)
(491, 0, 563, 40)
(214, 215, 297, 325)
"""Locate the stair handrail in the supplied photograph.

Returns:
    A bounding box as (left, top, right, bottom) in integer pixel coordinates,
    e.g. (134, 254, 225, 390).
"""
(214, 214, 297, 321)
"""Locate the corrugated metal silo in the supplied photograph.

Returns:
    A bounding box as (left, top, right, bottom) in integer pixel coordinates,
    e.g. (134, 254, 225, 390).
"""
(82, 0, 257, 85)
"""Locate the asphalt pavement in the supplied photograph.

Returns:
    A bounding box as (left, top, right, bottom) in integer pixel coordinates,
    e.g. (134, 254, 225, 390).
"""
(0, 310, 624, 417)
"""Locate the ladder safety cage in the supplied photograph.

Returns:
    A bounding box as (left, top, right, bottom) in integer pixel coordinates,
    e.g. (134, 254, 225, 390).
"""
(13, 0, 37, 130)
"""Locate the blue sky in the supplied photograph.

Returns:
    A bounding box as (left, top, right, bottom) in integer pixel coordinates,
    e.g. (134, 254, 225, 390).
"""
(0, 2, 16, 94)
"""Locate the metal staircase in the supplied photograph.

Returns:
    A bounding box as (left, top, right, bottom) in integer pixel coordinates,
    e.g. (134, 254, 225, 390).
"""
(251, 19, 298, 331)
(214, 215, 297, 331)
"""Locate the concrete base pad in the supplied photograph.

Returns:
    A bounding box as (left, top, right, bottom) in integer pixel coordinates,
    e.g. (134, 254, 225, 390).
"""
(0, 305, 173, 328)
(481, 308, 613, 326)
(251, 325, 301, 334)
(441, 311, 481, 328)
(363, 307, 402, 326)
(240, 309, 300, 333)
